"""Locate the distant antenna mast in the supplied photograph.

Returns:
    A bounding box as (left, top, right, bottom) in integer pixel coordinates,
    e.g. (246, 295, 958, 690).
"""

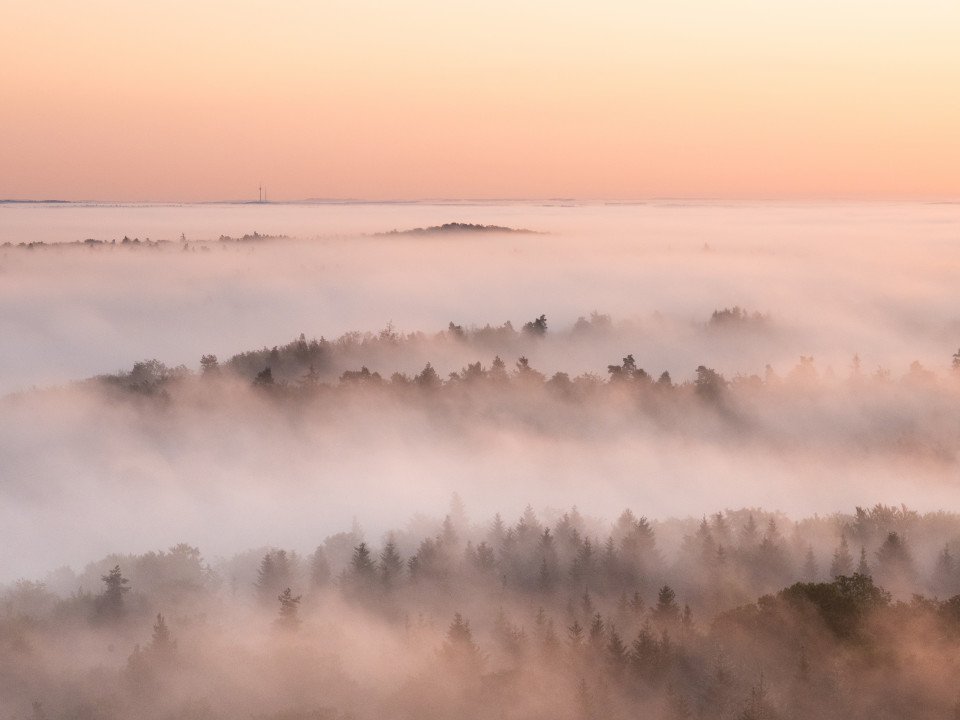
(259, 185, 262, 203)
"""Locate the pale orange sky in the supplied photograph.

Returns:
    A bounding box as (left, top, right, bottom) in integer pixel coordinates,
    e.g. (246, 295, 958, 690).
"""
(2, 1, 958, 201)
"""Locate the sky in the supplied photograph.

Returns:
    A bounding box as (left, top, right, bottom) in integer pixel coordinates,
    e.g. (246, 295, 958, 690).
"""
(2, 1, 959, 201)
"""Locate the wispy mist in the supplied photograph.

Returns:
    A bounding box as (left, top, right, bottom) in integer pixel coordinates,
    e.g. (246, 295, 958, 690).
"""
(2, 200, 960, 718)
(2, 202, 957, 395)
(1, 200, 958, 581)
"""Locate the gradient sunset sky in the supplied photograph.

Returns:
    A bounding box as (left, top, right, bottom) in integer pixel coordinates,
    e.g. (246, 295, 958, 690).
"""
(2, 1, 958, 202)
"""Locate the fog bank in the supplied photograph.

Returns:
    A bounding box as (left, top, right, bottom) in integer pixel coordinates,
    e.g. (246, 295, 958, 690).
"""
(1, 200, 958, 581)
(2, 201, 958, 395)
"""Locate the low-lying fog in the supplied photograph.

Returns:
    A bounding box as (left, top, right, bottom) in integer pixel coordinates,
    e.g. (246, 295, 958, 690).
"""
(3, 201, 958, 394)
(1, 200, 958, 582)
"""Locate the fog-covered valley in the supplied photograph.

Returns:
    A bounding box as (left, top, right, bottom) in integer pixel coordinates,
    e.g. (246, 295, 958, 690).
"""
(3, 201, 958, 395)
(1, 201, 959, 719)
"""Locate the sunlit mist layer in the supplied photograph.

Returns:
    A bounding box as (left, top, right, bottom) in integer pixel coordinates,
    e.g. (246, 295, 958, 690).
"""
(1, 201, 958, 395)
(1, 201, 958, 583)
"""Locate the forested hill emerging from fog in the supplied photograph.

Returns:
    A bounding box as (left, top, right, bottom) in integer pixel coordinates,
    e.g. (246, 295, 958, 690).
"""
(80, 312, 960, 464)
(4, 313, 960, 719)
(4, 501, 960, 720)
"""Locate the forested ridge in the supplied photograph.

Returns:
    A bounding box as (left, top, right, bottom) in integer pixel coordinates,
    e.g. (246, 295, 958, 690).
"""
(4, 501, 960, 720)
(93, 310, 960, 396)
(82, 312, 960, 463)
(4, 312, 960, 719)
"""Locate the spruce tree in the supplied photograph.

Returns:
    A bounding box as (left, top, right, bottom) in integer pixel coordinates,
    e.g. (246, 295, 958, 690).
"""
(97, 565, 130, 622)
(830, 534, 853, 578)
(275, 588, 302, 631)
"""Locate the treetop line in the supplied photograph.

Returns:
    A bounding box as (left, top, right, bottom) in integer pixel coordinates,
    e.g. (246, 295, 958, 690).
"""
(10, 502, 960, 720)
(94, 311, 960, 396)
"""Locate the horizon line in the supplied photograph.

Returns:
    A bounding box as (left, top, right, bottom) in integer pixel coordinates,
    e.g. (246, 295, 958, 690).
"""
(3, 196, 959, 206)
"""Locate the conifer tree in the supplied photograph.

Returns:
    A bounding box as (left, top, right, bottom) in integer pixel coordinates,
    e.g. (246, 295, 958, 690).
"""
(380, 540, 404, 591)
(567, 619, 585, 650)
(150, 613, 176, 657)
(933, 544, 958, 596)
(96, 565, 130, 621)
(345, 542, 378, 599)
(630, 621, 657, 678)
(441, 613, 483, 672)
(588, 613, 605, 652)
(275, 588, 302, 631)
(580, 589, 595, 619)
(654, 585, 681, 627)
(830, 535, 853, 578)
(255, 552, 277, 604)
(606, 625, 628, 674)
(537, 557, 555, 593)
(571, 538, 596, 587)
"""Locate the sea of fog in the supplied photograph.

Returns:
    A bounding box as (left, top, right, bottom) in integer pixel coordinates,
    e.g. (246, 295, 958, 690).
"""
(1, 200, 958, 582)
(3, 200, 958, 395)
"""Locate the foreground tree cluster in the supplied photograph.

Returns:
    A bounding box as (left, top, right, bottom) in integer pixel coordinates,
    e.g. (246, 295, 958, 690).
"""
(3, 503, 960, 720)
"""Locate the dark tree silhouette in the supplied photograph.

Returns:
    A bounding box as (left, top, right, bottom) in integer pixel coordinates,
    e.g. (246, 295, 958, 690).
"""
(489, 355, 509, 383)
(380, 540, 404, 591)
(344, 542, 378, 599)
(256, 550, 292, 604)
(522, 314, 547, 336)
(341, 366, 382, 384)
(351, 542, 376, 576)
(150, 613, 176, 659)
(830, 534, 853, 578)
(874, 531, 916, 592)
(514, 356, 545, 383)
(275, 588, 301, 630)
(695, 365, 726, 400)
(199, 354, 219, 376)
(933, 544, 958, 596)
(654, 585, 681, 628)
(440, 612, 484, 672)
(96, 565, 130, 621)
(253, 366, 274, 386)
(415, 362, 441, 388)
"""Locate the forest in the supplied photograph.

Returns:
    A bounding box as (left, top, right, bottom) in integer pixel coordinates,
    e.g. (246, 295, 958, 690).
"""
(87, 311, 960, 464)
(2, 201, 960, 720)
(2, 312, 960, 719)
(2, 501, 960, 720)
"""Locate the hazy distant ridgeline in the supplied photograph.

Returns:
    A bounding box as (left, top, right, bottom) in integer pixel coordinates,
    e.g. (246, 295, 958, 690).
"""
(3, 502, 960, 720)
(217, 308, 771, 387)
(0, 221, 526, 248)
(374, 222, 537, 236)
(76, 312, 960, 464)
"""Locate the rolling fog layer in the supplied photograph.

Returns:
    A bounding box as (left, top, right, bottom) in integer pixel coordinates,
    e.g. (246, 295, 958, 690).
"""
(1, 201, 959, 581)
(2, 201, 958, 394)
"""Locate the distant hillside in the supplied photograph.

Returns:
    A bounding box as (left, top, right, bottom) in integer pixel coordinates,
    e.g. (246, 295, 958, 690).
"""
(377, 222, 536, 236)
